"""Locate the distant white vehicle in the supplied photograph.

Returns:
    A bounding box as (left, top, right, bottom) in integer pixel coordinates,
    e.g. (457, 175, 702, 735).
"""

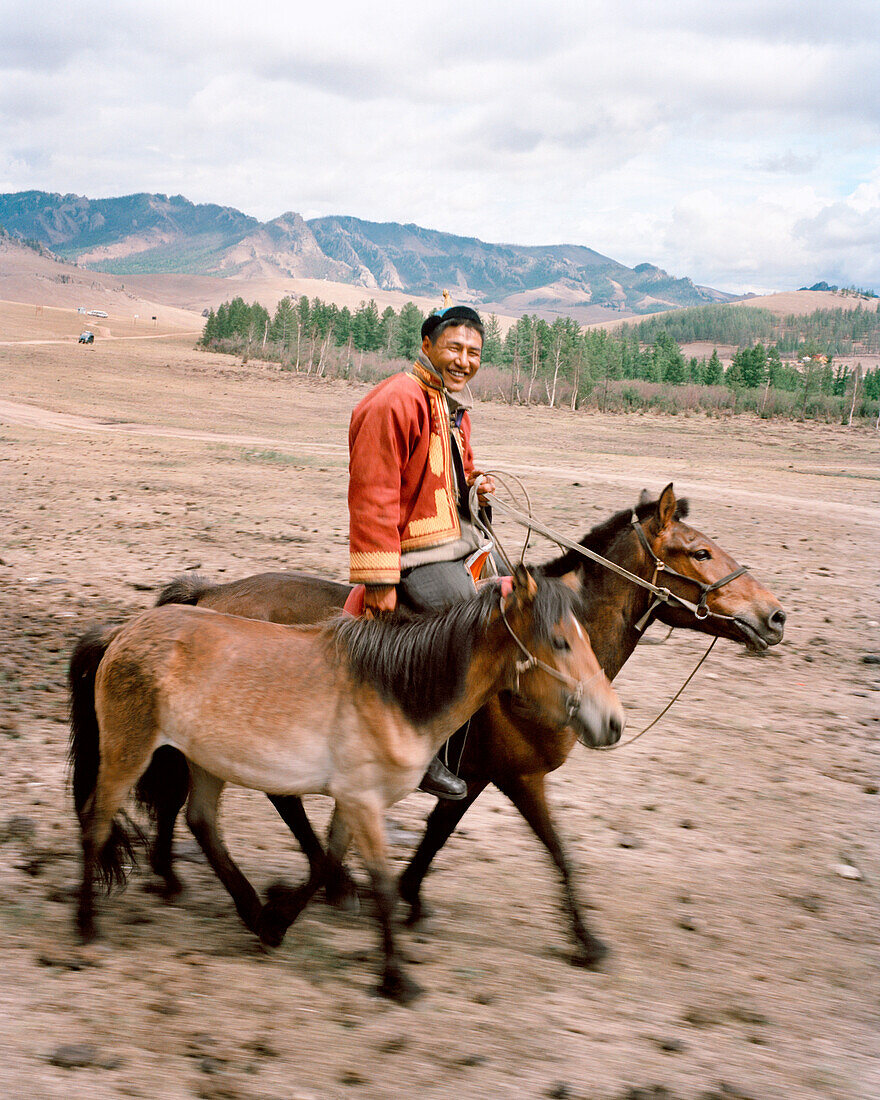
(77, 306, 86, 314)
(87, 309, 108, 318)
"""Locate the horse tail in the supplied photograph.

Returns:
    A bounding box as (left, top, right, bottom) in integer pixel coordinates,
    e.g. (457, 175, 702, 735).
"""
(155, 574, 215, 607)
(68, 624, 139, 889)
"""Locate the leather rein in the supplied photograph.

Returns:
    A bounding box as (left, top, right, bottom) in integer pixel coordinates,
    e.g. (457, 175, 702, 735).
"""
(470, 480, 749, 633)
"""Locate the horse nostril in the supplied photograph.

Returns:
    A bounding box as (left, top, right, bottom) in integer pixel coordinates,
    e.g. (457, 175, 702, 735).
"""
(769, 609, 786, 632)
(609, 713, 623, 743)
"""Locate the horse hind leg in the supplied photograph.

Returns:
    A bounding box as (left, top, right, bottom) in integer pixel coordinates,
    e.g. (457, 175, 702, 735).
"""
(257, 806, 353, 946)
(267, 794, 359, 913)
(77, 757, 152, 942)
(185, 764, 263, 938)
(136, 746, 190, 899)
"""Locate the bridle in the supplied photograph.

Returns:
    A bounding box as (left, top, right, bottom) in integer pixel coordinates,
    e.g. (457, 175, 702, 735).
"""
(499, 595, 602, 724)
(629, 513, 749, 631)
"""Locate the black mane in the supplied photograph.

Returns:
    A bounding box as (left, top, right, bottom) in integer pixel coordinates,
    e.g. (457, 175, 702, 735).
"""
(540, 496, 689, 579)
(328, 576, 580, 725)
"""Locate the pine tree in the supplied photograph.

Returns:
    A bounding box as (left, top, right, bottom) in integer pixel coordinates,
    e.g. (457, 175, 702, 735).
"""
(725, 353, 744, 388)
(654, 331, 687, 384)
(351, 300, 383, 351)
(270, 297, 297, 348)
(200, 309, 218, 346)
(334, 306, 352, 347)
(395, 302, 424, 360)
(703, 348, 723, 385)
(740, 343, 766, 388)
(227, 297, 250, 337)
(482, 314, 503, 365)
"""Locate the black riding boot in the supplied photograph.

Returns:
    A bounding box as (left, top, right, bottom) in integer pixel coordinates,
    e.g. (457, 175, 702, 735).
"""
(418, 754, 467, 800)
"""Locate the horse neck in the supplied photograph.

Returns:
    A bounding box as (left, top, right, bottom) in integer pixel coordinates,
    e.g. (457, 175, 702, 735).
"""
(556, 530, 655, 680)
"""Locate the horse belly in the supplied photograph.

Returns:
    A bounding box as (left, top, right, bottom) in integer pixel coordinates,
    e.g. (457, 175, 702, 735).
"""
(160, 702, 336, 797)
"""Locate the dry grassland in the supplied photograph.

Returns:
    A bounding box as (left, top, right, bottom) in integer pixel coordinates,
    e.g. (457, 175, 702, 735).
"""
(0, 321, 878, 1100)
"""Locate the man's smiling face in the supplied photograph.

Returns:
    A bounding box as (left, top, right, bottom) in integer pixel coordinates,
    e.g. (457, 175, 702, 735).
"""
(423, 324, 483, 392)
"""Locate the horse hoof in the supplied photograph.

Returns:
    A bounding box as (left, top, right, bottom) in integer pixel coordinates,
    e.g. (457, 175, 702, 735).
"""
(376, 970, 423, 1005)
(403, 897, 433, 927)
(257, 908, 288, 948)
(571, 935, 609, 969)
(325, 876, 360, 915)
(265, 881, 302, 909)
(144, 875, 185, 901)
(75, 915, 97, 945)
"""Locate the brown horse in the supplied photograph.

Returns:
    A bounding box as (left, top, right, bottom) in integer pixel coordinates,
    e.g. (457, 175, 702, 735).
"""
(69, 569, 623, 1002)
(145, 483, 786, 965)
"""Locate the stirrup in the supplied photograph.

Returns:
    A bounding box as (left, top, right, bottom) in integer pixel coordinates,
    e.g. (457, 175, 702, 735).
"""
(418, 755, 467, 800)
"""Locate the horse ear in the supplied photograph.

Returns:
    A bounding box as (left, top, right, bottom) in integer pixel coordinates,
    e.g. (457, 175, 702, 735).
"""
(638, 488, 653, 506)
(512, 565, 538, 605)
(657, 483, 677, 529)
(559, 570, 581, 593)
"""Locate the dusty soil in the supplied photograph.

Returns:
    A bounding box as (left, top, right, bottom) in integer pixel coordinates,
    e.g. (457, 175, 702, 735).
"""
(0, 329, 878, 1100)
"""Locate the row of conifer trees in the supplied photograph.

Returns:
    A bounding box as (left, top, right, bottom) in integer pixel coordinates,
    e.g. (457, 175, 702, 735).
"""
(199, 294, 880, 419)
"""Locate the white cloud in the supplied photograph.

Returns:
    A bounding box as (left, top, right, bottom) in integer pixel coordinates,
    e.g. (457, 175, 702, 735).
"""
(1, 0, 880, 289)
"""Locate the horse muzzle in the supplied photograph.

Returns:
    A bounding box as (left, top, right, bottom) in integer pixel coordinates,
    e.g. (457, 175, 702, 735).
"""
(574, 698, 625, 749)
(734, 604, 786, 651)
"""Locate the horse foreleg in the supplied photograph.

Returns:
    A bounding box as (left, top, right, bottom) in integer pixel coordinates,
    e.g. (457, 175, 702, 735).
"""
(185, 765, 263, 938)
(342, 798, 421, 1005)
(267, 794, 359, 912)
(495, 771, 607, 968)
(398, 780, 488, 926)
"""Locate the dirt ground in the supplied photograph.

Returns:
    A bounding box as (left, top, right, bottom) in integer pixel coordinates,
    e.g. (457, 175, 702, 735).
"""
(1, 332, 878, 1100)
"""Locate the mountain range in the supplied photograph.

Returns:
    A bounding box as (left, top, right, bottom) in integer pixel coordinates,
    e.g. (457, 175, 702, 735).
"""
(0, 190, 736, 317)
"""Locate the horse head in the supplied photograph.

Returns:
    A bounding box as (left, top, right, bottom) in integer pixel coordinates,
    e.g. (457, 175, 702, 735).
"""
(638, 483, 786, 651)
(502, 567, 625, 748)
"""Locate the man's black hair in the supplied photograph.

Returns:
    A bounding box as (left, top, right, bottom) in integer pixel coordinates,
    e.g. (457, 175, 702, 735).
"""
(422, 305, 484, 344)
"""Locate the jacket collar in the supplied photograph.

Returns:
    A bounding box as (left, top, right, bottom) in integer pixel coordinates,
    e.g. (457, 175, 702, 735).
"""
(413, 354, 473, 413)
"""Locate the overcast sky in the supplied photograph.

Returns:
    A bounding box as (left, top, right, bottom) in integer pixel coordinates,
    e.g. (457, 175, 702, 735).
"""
(2, 0, 880, 292)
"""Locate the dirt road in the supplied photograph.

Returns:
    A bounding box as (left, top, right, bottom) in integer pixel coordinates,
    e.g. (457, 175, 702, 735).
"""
(1, 335, 878, 1099)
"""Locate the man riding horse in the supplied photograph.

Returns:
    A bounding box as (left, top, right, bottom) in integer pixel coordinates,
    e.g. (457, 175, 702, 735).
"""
(348, 301, 495, 799)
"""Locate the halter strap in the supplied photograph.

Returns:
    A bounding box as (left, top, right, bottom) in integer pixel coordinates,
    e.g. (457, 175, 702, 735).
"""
(499, 596, 602, 722)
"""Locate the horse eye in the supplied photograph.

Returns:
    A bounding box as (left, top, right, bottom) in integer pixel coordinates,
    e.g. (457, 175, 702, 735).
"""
(551, 636, 571, 651)
(692, 549, 711, 561)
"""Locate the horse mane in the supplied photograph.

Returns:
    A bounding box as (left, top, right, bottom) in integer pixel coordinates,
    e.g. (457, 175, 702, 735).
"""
(155, 574, 215, 607)
(540, 496, 690, 579)
(329, 576, 580, 726)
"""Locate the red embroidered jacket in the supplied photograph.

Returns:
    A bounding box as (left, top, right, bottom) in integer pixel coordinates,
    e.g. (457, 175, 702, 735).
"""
(348, 361, 475, 585)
